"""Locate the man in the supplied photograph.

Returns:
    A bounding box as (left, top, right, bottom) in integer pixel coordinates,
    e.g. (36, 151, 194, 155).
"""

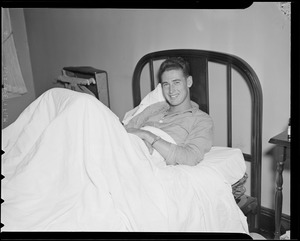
(125, 57, 213, 166)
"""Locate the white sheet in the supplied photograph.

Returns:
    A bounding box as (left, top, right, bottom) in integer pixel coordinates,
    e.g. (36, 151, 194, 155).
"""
(2, 88, 248, 233)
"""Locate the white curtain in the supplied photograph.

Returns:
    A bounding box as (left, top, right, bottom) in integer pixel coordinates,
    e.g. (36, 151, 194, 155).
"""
(2, 8, 27, 99)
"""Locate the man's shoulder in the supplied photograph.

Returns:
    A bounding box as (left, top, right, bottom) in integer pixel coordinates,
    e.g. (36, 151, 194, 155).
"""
(193, 108, 213, 125)
(191, 102, 210, 116)
(147, 101, 168, 113)
(193, 107, 211, 118)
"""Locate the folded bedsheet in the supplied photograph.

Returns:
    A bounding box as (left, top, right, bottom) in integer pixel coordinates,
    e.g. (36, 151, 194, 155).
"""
(2, 88, 248, 233)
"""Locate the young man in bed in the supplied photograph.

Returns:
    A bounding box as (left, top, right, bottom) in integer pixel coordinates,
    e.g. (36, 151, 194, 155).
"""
(125, 57, 213, 166)
(2, 58, 250, 233)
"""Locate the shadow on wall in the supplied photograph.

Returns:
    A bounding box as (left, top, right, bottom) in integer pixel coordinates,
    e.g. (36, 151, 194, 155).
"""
(264, 146, 291, 173)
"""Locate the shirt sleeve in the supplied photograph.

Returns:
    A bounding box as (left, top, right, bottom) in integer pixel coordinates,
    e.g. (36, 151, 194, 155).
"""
(165, 115, 214, 166)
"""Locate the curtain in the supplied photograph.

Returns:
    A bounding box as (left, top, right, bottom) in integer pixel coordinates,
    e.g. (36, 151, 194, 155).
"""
(2, 8, 27, 99)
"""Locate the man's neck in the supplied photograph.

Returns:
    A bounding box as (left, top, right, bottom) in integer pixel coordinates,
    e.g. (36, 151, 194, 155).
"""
(168, 100, 193, 114)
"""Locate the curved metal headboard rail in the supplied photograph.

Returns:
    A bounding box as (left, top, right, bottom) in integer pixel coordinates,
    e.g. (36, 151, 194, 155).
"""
(132, 49, 263, 230)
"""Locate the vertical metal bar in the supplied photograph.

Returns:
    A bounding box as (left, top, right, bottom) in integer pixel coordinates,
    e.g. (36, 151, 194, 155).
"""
(205, 58, 209, 114)
(149, 59, 155, 90)
(227, 64, 232, 147)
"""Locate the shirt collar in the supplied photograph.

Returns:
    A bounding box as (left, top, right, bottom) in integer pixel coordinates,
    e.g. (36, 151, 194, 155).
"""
(160, 101, 200, 115)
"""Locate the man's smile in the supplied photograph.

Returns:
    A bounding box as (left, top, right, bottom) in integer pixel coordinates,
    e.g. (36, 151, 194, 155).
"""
(169, 94, 179, 99)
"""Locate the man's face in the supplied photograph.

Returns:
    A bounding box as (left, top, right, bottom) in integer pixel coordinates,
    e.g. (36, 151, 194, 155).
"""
(161, 69, 192, 109)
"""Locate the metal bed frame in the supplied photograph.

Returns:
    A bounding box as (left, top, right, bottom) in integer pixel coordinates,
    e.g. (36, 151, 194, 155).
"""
(131, 49, 263, 232)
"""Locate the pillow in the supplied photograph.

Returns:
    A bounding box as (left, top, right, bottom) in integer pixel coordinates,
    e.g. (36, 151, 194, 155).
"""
(122, 84, 165, 125)
(198, 146, 247, 185)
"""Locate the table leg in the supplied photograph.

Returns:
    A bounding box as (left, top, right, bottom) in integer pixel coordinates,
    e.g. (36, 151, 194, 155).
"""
(274, 147, 286, 240)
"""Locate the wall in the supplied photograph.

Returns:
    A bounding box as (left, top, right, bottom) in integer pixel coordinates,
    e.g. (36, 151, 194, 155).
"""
(23, 3, 290, 215)
(2, 8, 36, 129)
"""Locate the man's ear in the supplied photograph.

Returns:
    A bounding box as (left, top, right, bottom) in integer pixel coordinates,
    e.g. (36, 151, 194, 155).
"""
(187, 76, 193, 88)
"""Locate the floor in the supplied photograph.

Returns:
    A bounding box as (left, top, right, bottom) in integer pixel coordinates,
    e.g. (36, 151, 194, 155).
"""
(251, 229, 291, 240)
(250, 232, 268, 240)
(259, 229, 273, 239)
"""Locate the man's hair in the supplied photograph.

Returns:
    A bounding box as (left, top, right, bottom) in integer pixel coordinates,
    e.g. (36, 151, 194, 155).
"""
(158, 57, 191, 83)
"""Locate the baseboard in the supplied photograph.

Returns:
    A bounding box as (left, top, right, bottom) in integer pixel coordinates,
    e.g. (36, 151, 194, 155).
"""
(259, 206, 290, 236)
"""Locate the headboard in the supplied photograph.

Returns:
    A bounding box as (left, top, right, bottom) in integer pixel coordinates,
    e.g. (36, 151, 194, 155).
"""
(132, 49, 263, 230)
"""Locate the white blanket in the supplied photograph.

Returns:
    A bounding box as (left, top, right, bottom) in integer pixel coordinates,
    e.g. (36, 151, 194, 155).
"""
(2, 88, 248, 233)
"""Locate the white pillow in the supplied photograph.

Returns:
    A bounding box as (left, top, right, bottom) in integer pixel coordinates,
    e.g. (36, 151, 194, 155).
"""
(198, 146, 246, 185)
(122, 83, 165, 125)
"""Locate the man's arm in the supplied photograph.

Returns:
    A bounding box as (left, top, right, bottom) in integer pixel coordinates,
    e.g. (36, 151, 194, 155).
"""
(126, 128, 172, 158)
(165, 117, 213, 166)
(126, 114, 213, 166)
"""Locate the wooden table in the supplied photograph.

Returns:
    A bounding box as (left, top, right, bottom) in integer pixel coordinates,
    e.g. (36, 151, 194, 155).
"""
(269, 131, 290, 240)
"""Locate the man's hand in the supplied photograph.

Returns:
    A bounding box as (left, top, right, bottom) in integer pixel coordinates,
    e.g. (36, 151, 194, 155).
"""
(144, 140, 154, 155)
(126, 128, 154, 154)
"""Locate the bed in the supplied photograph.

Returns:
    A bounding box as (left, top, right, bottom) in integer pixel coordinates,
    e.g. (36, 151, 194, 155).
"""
(1, 49, 262, 235)
(130, 49, 262, 232)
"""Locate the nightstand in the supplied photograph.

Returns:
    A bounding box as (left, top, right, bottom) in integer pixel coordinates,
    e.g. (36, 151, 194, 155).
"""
(269, 131, 290, 240)
(60, 66, 110, 108)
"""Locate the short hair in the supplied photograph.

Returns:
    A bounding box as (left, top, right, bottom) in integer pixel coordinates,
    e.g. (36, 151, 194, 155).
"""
(158, 57, 191, 83)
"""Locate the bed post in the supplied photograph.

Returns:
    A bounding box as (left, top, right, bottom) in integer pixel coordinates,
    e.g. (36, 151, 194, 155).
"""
(230, 55, 263, 232)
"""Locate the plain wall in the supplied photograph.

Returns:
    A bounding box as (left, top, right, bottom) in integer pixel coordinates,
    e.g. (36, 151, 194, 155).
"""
(9, 3, 290, 215)
(2, 8, 36, 129)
